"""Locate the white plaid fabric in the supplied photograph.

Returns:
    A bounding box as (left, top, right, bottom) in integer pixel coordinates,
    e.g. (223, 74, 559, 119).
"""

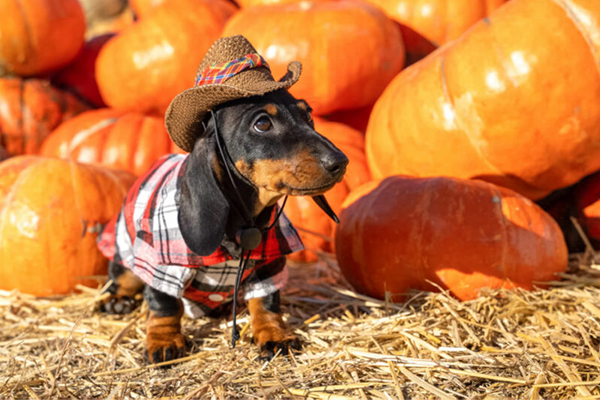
(98, 154, 304, 318)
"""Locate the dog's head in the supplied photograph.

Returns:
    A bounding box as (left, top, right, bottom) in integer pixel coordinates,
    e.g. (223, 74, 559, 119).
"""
(179, 89, 348, 255)
(212, 89, 348, 197)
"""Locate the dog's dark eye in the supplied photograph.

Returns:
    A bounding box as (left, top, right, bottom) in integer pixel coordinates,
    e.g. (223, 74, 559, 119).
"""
(254, 116, 272, 132)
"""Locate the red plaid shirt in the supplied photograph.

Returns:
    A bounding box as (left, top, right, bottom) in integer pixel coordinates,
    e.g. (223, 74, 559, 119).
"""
(98, 154, 303, 317)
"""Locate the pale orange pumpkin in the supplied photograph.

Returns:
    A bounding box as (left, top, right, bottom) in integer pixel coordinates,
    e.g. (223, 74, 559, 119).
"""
(335, 176, 568, 301)
(0, 0, 86, 76)
(96, 0, 236, 114)
(285, 117, 370, 262)
(40, 109, 183, 176)
(0, 156, 135, 296)
(222, 0, 405, 115)
(366, 0, 600, 200)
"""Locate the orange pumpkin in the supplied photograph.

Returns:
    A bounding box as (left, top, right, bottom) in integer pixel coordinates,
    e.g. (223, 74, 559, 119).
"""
(222, 0, 405, 115)
(130, 0, 166, 17)
(0, 156, 135, 296)
(96, 0, 236, 115)
(285, 117, 371, 262)
(0, 78, 89, 156)
(0, 0, 86, 76)
(335, 176, 568, 301)
(361, 0, 506, 56)
(366, 0, 600, 201)
(40, 109, 183, 176)
(52, 34, 114, 108)
(130, 0, 234, 17)
(235, 0, 330, 8)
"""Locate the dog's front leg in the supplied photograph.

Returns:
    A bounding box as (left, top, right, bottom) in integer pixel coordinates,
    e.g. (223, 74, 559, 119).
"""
(144, 286, 186, 364)
(102, 261, 144, 314)
(249, 291, 300, 360)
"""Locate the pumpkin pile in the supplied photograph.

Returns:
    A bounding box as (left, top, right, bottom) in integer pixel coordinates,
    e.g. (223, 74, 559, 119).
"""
(1, 0, 598, 303)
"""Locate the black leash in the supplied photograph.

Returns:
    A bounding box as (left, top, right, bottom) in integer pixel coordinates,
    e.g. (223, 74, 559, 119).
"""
(209, 109, 340, 348)
(211, 110, 286, 348)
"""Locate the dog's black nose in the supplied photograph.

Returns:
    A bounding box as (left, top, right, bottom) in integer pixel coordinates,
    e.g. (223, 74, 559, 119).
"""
(321, 152, 349, 176)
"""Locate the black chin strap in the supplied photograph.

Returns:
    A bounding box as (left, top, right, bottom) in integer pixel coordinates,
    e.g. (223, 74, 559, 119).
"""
(209, 110, 287, 348)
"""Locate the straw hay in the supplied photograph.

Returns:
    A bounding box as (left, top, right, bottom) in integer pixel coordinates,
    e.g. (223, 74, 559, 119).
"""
(2, 253, 600, 399)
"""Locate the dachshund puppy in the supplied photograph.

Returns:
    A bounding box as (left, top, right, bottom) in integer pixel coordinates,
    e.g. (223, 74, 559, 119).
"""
(98, 88, 348, 363)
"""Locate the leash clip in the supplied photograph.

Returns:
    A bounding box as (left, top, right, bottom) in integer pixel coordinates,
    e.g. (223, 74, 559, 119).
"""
(236, 228, 262, 250)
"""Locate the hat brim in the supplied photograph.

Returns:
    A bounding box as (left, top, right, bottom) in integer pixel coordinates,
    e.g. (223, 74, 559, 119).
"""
(165, 61, 301, 152)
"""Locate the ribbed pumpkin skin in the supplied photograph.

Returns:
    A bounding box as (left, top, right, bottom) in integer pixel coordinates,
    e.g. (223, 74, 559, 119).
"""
(40, 109, 183, 176)
(52, 34, 114, 108)
(96, 0, 236, 115)
(286, 117, 371, 262)
(0, 0, 86, 76)
(366, 0, 600, 200)
(0, 156, 135, 296)
(0, 78, 89, 156)
(222, 0, 405, 115)
(362, 0, 506, 49)
(335, 176, 568, 301)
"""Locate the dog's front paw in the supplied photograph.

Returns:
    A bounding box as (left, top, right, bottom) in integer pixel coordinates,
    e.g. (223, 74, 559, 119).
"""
(253, 327, 301, 360)
(100, 295, 140, 315)
(145, 332, 186, 364)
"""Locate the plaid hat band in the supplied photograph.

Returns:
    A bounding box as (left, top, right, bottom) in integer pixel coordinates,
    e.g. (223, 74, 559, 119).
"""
(195, 53, 270, 86)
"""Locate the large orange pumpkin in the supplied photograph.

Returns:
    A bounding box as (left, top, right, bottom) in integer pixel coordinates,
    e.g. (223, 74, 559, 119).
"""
(0, 78, 89, 156)
(130, 0, 236, 18)
(40, 109, 183, 176)
(285, 117, 371, 262)
(222, 0, 405, 115)
(129, 0, 165, 17)
(52, 34, 114, 108)
(361, 0, 506, 57)
(335, 176, 568, 301)
(0, 0, 86, 76)
(366, 0, 600, 201)
(96, 0, 236, 115)
(0, 156, 135, 296)
(235, 0, 330, 8)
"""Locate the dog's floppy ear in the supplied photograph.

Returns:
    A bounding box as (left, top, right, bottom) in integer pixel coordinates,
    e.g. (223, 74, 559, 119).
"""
(178, 135, 229, 256)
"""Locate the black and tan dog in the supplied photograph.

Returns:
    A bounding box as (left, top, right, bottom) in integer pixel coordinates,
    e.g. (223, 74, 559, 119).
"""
(97, 36, 347, 364)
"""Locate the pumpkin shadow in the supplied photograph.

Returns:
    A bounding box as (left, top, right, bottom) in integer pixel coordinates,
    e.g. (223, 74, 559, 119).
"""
(394, 22, 438, 67)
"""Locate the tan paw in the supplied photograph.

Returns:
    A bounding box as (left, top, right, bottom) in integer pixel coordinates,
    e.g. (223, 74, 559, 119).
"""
(145, 332, 186, 364)
(253, 327, 300, 360)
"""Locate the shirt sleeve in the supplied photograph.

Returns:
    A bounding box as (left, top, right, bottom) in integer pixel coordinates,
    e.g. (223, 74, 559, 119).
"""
(242, 256, 288, 300)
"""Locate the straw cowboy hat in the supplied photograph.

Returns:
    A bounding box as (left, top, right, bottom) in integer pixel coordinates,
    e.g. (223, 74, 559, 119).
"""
(165, 35, 302, 152)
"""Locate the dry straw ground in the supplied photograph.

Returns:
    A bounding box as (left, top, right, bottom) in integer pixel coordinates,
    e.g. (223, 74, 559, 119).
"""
(2, 252, 600, 399)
